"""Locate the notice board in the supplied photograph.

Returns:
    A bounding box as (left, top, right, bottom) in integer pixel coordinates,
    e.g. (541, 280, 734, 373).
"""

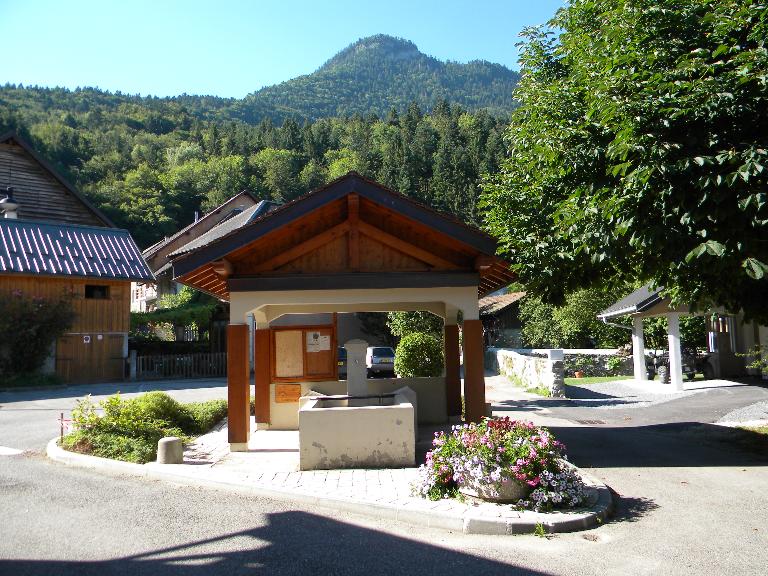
(271, 325, 336, 382)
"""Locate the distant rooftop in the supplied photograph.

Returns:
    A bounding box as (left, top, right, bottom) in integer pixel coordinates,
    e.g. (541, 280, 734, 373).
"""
(479, 292, 525, 316)
(169, 200, 278, 257)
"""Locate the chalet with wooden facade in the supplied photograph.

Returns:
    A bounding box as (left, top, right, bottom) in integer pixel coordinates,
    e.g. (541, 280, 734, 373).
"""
(0, 132, 153, 383)
(166, 172, 515, 450)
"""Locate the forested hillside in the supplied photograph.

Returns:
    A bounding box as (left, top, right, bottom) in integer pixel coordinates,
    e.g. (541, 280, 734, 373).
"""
(0, 34, 515, 248)
(0, 96, 506, 248)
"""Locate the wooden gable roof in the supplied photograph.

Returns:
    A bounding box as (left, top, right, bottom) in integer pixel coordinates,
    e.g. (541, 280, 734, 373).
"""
(171, 172, 515, 300)
(0, 132, 113, 227)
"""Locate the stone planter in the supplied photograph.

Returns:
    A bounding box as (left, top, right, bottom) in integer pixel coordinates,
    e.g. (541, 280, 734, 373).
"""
(459, 478, 531, 503)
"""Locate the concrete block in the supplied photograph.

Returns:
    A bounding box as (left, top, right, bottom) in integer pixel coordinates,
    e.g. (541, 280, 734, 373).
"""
(157, 436, 183, 464)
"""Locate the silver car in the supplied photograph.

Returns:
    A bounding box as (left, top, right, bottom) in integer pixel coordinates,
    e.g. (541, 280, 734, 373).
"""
(366, 346, 396, 377)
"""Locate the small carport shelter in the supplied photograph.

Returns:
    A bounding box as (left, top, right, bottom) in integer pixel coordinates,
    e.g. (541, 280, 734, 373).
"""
(168, 173, 514, 450)
(597, 284, 766, 389)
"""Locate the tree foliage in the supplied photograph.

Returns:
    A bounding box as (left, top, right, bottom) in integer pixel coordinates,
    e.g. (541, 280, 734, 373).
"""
(387, 311, 444, 339)
(519, 288, 631, 349)
(1, 84, 507, 248)
(0, 290, 75, 375)
(482, 0, 768, 321)
(394, 332, 445, 378)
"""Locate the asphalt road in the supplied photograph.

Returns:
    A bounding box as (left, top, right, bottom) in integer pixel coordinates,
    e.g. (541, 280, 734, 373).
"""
(0, 379, 228, 452)
(1, 378, 767, 575)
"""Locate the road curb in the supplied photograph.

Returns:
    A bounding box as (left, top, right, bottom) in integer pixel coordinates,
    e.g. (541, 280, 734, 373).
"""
(47, 437, 613, 535)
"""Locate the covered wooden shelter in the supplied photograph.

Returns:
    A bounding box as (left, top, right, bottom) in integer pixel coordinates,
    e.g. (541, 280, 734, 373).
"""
(169, 173, 514, 450)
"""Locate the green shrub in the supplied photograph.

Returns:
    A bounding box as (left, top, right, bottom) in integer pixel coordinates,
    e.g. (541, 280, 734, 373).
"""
(62, 430, 156, 464)
(605, 355, 624, 375)
(66, 392, 227, 463)
(128, 391, 195, 431)
(184, 400, 228, 434)
(0, 290, 75, 376)
(395, 332, 444, 377)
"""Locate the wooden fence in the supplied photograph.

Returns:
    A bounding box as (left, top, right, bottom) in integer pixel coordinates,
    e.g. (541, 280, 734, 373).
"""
(135, 352, 227, 380)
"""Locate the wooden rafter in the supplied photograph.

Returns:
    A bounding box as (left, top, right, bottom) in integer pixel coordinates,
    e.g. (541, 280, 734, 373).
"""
(348, 194, 360, 270)
(251, 221, 352, 273)
(357, 220, 458, 269)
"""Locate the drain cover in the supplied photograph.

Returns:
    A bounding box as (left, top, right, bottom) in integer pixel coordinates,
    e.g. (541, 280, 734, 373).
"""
(576, 419, 606, 425)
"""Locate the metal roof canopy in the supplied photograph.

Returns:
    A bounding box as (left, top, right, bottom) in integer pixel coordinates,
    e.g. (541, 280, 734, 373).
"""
(0, 219, 154, 281)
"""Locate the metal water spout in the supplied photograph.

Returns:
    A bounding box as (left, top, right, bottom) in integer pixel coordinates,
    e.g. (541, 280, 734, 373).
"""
(343, 339, 369, 398)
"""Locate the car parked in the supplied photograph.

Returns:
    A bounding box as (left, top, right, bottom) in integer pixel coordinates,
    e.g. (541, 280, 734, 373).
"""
(337, 347, 347, 379)
(366, 346, 396, 377)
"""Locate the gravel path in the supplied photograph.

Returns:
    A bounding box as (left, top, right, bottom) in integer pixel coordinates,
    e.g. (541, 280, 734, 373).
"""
(717, 400, 768, 424)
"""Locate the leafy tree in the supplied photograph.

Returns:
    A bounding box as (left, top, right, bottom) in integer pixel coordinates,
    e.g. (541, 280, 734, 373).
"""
(251, 148, 301, 202)
(394, 332, 445, 378)
(386, 311, 443, 339)
(519, 288, 631, 348)
(482, 0, 768, 322)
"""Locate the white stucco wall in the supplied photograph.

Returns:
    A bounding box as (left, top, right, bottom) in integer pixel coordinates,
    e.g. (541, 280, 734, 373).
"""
(298, 391, 416, 470)
(267, 376, 446, 430)
(230, 286, 480, 326)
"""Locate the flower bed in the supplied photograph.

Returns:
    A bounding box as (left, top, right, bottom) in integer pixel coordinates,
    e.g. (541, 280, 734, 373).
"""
(412, 417, 586, 512)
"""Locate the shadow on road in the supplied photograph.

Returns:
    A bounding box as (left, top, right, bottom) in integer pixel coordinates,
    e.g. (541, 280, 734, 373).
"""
(0, 511, 549, 576)
(606, 491, 660, 525)
(551, 422, 768, 469)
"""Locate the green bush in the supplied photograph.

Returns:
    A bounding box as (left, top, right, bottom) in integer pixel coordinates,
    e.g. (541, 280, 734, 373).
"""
(395, 332, 444, 378)
(65, 392, 227, 463)
(62, 430, 156, 464)
(0, 290, 75, 376)
(184, 400, 228, 434)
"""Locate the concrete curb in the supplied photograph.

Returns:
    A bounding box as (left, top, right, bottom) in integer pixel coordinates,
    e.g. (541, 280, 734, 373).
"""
(47, 437, 613, 535)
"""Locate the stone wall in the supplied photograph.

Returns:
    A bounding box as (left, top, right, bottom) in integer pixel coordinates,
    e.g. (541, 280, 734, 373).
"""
(486, 348, 565, 398)
(562, 352, 633, 377)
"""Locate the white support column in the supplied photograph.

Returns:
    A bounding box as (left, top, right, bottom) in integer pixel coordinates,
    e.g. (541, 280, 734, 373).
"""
(632, 316, 646, 382)
(667, 312, 684, 391)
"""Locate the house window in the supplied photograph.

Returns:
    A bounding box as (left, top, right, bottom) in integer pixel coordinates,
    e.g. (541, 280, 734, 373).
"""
(85, 285, 110, 300)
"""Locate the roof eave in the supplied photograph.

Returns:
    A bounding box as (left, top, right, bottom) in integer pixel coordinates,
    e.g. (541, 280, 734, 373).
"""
(171, 173, 504, 278)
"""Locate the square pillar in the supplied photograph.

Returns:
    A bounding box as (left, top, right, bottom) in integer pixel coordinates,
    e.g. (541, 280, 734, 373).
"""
(463, 319, 486, 423)
(632, 316, 647, 382)
(667, 312, 684, 391)
(254, 327, 271, 427)
(444, 323, 461, 417)
(227, 324, 250, 450)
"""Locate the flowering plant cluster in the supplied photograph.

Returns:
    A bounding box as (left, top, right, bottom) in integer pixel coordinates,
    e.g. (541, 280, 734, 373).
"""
(412, 417, 586, 512)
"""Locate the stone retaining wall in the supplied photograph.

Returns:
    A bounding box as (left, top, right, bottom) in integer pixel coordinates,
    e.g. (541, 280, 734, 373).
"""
(486, 348, 565, 398)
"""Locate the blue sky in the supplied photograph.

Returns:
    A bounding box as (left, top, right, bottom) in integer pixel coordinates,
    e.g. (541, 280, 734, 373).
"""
(0, 0, 564, 98)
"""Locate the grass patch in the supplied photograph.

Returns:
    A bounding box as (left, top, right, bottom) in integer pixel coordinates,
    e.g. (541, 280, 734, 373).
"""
(61, 391, 227, 464)
(565, 376, 633, 386)
(501, 372, 551, 397)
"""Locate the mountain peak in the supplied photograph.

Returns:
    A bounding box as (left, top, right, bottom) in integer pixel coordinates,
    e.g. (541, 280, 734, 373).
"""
(321, 35, 423, 71)
(245, 34, 519, 120)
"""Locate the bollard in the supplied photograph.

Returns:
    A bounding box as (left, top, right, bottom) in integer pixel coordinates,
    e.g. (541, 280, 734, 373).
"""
(157, 436, 183, 464)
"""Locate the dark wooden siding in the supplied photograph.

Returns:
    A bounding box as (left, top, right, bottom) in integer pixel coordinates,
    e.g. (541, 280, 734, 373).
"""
(0, 275, 131, 382)
(0, 142, 105, 226)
